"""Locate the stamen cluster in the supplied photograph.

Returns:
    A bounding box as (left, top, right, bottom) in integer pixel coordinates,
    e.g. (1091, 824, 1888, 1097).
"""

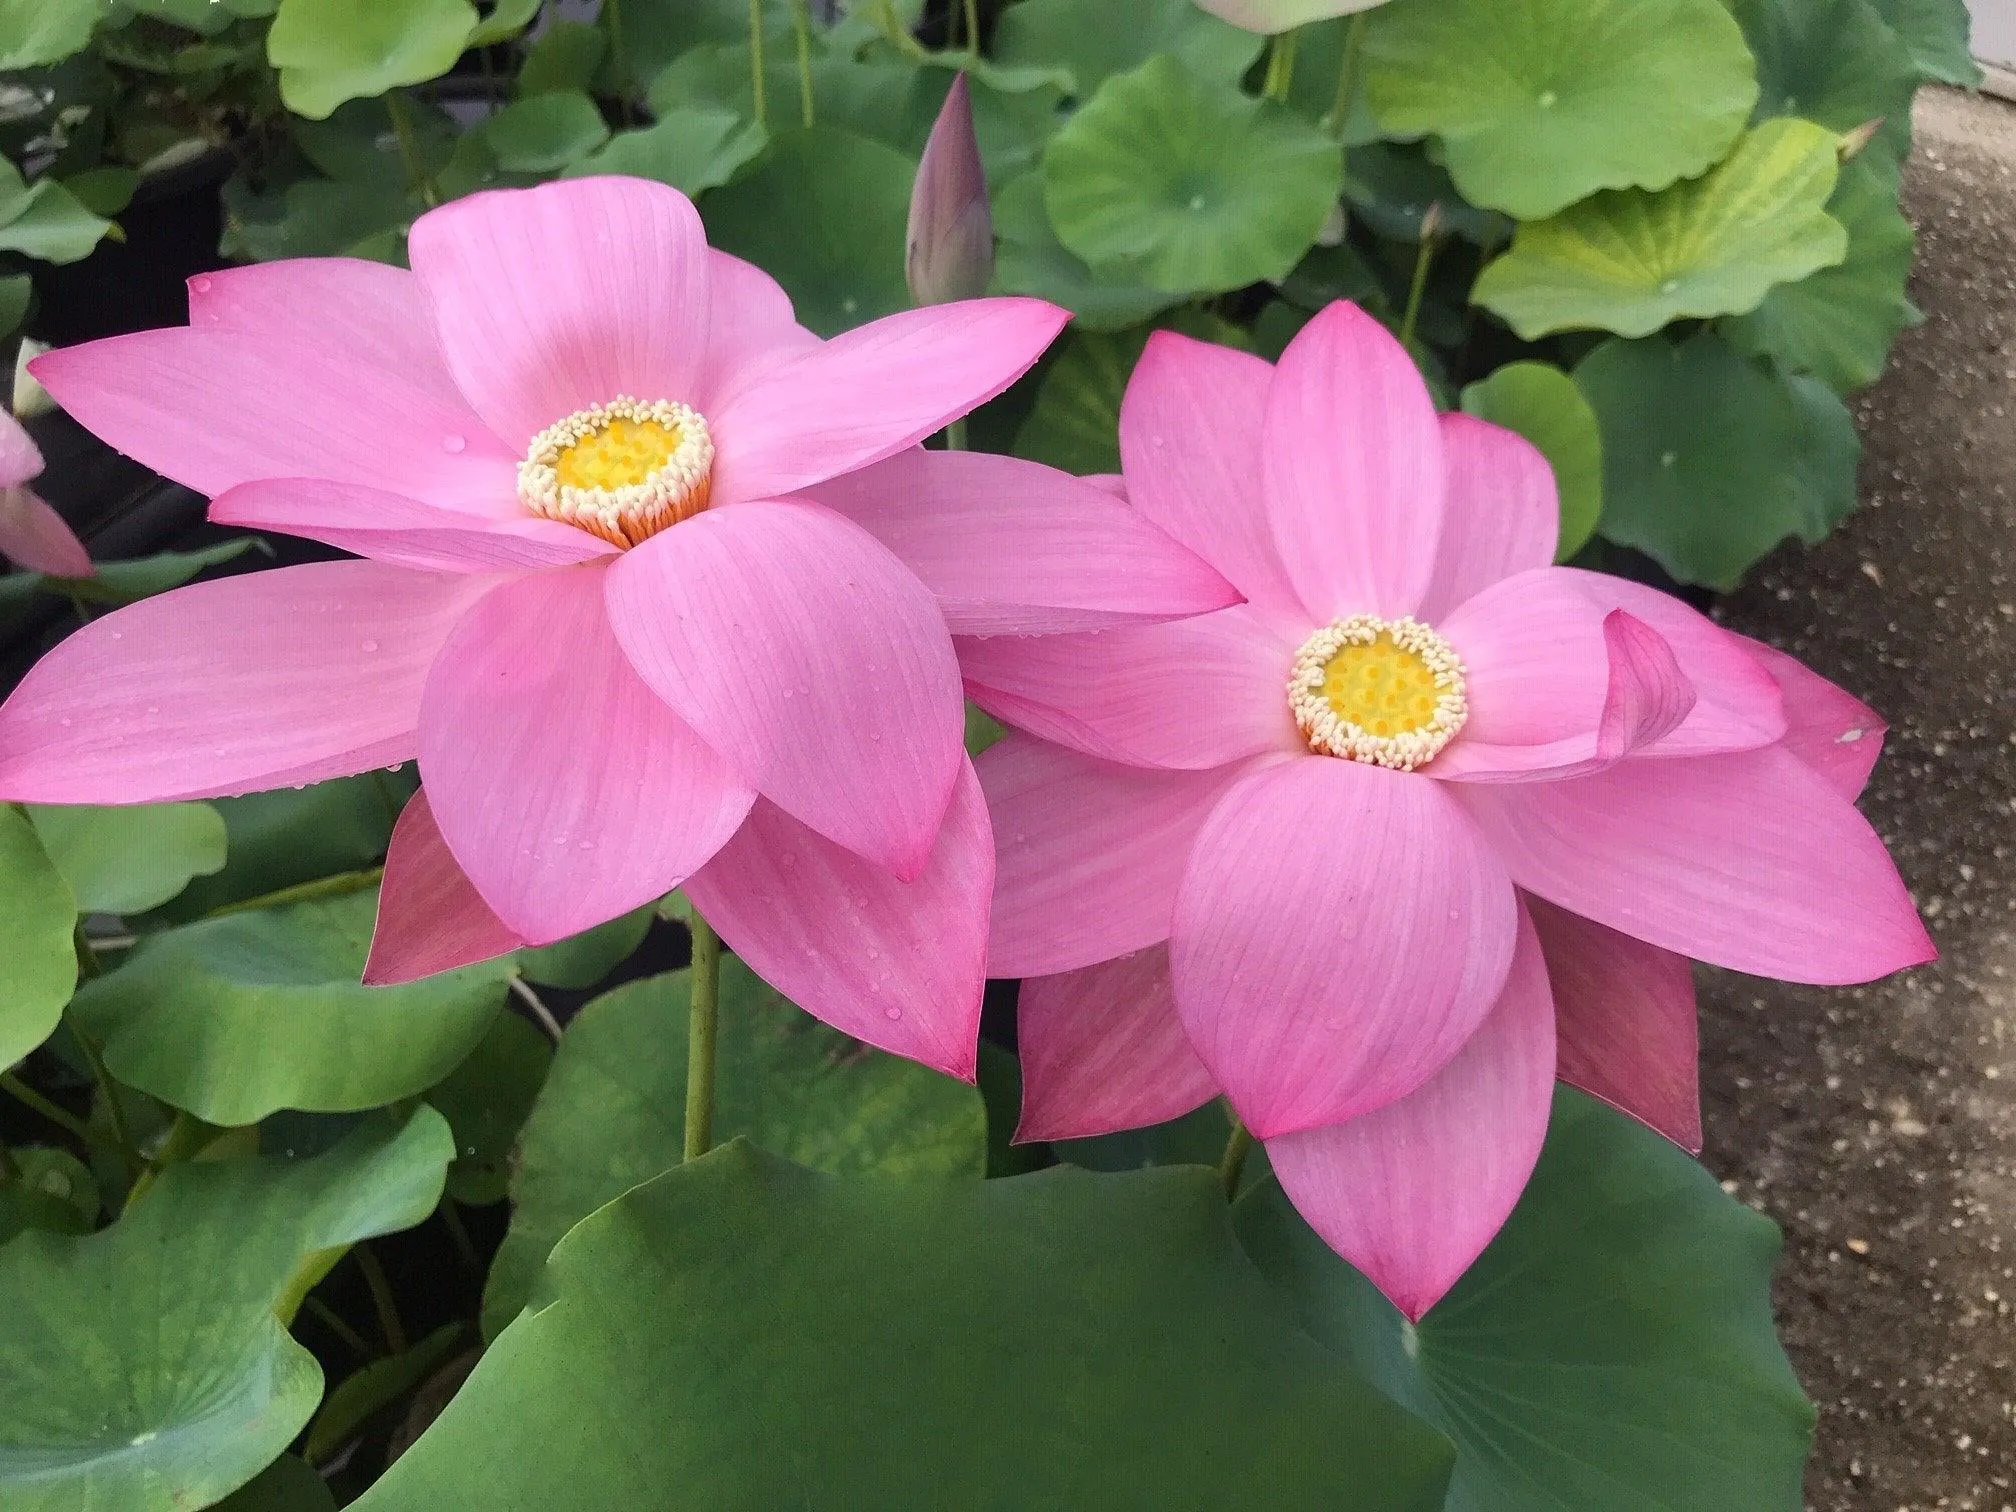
(1288, 614, 1468, 770)
(518, 396, 714, 548)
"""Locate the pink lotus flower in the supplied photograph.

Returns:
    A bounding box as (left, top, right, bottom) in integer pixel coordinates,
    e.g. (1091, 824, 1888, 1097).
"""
(0, 176, 1237, 1078)
(971, 302, 1932, 1314)
(907, 73, 993, 307)
(0, 410, 91, 578)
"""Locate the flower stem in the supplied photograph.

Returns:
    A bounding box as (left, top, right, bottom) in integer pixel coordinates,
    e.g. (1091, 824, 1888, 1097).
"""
(748, 0, 769, 130)
(303, 1295, 373, 1357)
(943, 416, 967, 451)
(72, 1029, 142, 1181)
(789, 0, 816, 126)
(1262, 26, 1300, 103)
(1218, 1113, 1255, 1200)
(1322, 13, 1367, 137)
(0, 1073, 94, 1147)
(203, 866, 384, 919)
(961, 0, 981, 55)
(385, 92, 439, 208)
(684, 911, 723, 1161)
(605, 0, 636, 124)
(355, 1243, 408, 1354)
(1398, 205, 1440, 352)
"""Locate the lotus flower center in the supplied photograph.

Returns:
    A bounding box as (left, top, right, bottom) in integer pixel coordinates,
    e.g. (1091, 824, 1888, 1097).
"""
(518, 397, 714, 549)
(1288, 615, 1467, 770)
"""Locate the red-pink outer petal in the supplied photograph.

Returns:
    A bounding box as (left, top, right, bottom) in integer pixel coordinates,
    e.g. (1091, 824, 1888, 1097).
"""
(365, 789, 525, 985)
(1736, 635, 1886, 799)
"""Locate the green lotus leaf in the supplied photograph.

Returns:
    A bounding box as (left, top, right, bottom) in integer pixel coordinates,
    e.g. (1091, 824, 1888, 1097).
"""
(467, 0, 538, 45)
(61, 538, 264, 605)
(702, 127, 913, 335)
(1731, 0, 1919, 149)
(1459, 361, 1605, 559)
(479, 90, 610, 173)
(1362, 0, 1757, 219)
(0, 1108, 452, 1512)
(0, 176, 113, 265)
(69, 890, 511, 1125)
(367, 1146, 1456, 1510)
(1474, 117, 1847, 339)
(0, 1149, 96, 1244)
(303, 1322, 468, 1467)
(481, 960, 987, 1335)
(516, 19, 604, 95)
(1725, 150, 1916, 393)
(562, 108, 765, 194)
(1868, 0, 1982, 84)
(0, 273, 30, 338)
(1575, 329, 1859, 588)
(991, 172, 1180, 333)
(212, 1456, 337, 1511)
(614, 0, 753, 81)
(1235, 1091, 1814, 1512)
(0, 803, 74, 1069)
(992, 0, 1263, 99)
(27, 801, 226, 915)
(1044, 55, 1343, 297)
(425, 1009, 552, 1206)
(0, 0, 104, 70)
(516, 905, 654, 989)
(268, 0, 479, 120)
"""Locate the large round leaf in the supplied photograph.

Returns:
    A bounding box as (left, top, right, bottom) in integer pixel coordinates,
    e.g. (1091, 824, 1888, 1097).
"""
(27, 801, 226, 916)
(213, 1456, 337, 1512)
(1574, 330, 1859, 588)
(992, 172, 1180, 333)
(701, 127, 914, 336)
(0, 1109, 451, 1512)
(1234, 1091, 1814, 1511)
(561, 108, 765, 194)
(1474, 118, 1847, 340)
(1459, 361, 1605, 559)
(1362, 0, 1757, 220)
(0, 803, 74, 1069)
(1724, 147, 1917, 394)
(992, 0, 1262, 100)
(1730, 0, 1919, 145)
(0, 1149, 96, 1244)
(0, 0, 100, 70)
(481, 961, 987, 1335)
(1869, 0, 1981, 85)
(369, 1146, 1455, 1509)
(69, 890, 511, 1125)
(515, 904, 654, 990)
(425, 1010, 552, 1207)
(268, 0, 479, 120)
(477, 90, 609, 173)
(1044, 55, 1343, 297)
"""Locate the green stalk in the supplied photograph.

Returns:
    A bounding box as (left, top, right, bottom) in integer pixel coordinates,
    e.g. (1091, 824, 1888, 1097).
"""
(384, 92, 439, 208)
(748, 0, 769, 130)
(1218, 1113, 1255, 1201)
(962, 0, 981, 55)
(684, 912, 723, 1161)
(1262, 26, 1300, 102)
(1398, 204, 1440, 352)
(1322, 13, 1367, 137)
(0, 1073, 95, 1148)
(605, 0, 636, 124)
(203, 867, 384, 919)
(943, 416, 967, 451)
(788, 0, 816, 126)
(355, 1244, 408, 1355)
(303, 1295, 373, 1357)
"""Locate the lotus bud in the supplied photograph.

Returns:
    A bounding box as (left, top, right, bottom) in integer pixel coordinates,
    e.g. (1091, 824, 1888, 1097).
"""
(906, 73, 993, 306)
(1191, 0, 1393, 36)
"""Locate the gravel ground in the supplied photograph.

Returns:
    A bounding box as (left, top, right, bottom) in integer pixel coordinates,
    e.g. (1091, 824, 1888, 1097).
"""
(1700, 85, 2016, 1511)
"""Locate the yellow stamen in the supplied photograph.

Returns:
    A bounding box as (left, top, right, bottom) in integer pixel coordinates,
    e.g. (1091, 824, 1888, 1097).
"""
(1288, 615, 1467, 769)
(518, 397, 713, 549)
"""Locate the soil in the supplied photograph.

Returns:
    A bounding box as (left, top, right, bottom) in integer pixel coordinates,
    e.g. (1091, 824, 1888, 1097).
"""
(1699, 85, 2016, 1510)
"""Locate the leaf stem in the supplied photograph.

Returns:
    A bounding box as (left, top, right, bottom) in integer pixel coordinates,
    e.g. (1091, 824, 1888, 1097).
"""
(961, 0, 980, 55)
(509, 975, 564, 1044)
(1262, 26, 1300, 103)
(605, 0, 636, 124)
(440, 1198, 480, 1271)
(303, 1295, 373, 1357)
(789, 0, 816, 126)
(124, 1109, 211, 1204)
(684, 911, 723, 1161)
(384, 92, 439, 209)
(0, 1073, 94, 1148)
(1218, 1112, 1254, 1200)
(355, 1243, 408, 1355)
(71, 1029, 143, 1180)
(748, 0, 769, 130)
(1398, 205, 1440, 352)
(1322, 13, 1366, 137)
(943, 416, 967, 451)
(203, 866, 384, 919)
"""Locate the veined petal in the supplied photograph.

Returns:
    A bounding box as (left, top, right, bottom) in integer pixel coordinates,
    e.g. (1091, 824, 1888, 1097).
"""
(1736, 635, 1885, 799)
(30, 330, 519, 512)
(685, 761, 990, 1080)
(1267, 904, 1556, 1322)
(365, 789, 524, 985)
(419, 567, 755, 945)
(1261, 302, 1445, 620)
(1416, 411, 1559, 620)
(1171, 757, 1519, 1139)
(1015, 945, 1220, 1142)
(806, 448, 1238, 634)
(0, 410, 43, 488)
(1119, 329, 1301, 614)
(960, 605, 1303, 770)
(1455, 745, 1934, 984)
(210, 479, 614, 573)
(709, 298, 1067, 503)
(696, 250, 820, 411)
(407, 177, 711, 451)
(1527, 894, 1700, 1152)
(0, 562, 489, 803)
(0, 486, 90, 578)
(980, 734, 1258, 978)
(607, 500, 962, 878)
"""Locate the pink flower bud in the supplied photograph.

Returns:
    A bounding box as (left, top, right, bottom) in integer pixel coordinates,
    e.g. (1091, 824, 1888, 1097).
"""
(0, 410, 89, 577)
(907, 74, 993, 306)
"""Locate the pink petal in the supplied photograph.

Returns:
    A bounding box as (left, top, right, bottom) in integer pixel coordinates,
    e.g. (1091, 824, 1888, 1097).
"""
(1416, 411, 1558, 620)
(685, 760, 990, 1080)
(1119, 329, 1301, 617)
(210, 479, 614, 573)
(979, 733, 1259, 977)
(1260, 302, 1445, 620)
(30, 330, 518, 512)
(186, 258, 466, 413)
(1267, 903, 1556, 1321)
(0, 562, 489, 803)
(406, 177, 711, 451)
(607, 500, 962, 879)
(1736, 635, 1885, 799)
(418, 566, 755, 944)
(1526, 894, 1700, 1153)
(696, 250, 820, 411)
(907, 72, 993, 307)
(1595, 609, 1695, 759)
(1015, 944, 1220, 1141)
(1433, 566, 1783, 778)
(709, 298, 1068, 503)
(364, 788, 524, 985)
(807, 448, 1239, 635)
(1455, 745, 1934, 984)
(0, 486, 91, 578)
(0, 410, 43, 488)
(1171, 756, 1519, 1139)
(960, 605, 1302, 770)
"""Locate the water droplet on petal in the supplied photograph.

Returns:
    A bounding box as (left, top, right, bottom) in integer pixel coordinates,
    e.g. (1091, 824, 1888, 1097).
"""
(190, 276, 212, 294)
(884, 1006, 903, 1021)
(360, 639, 379, 653)
(442, 433, 467, 454)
